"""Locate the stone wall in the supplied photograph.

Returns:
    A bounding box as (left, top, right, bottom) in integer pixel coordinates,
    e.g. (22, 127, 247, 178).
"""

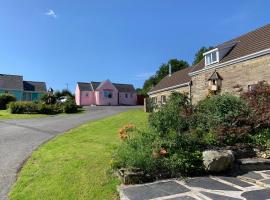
(191, 54, 270, 104)
(149, 85, 190, 105)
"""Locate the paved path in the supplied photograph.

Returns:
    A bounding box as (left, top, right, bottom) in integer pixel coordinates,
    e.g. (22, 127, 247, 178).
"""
(119, 170, 270, 200)
(0, 106, 141, 200)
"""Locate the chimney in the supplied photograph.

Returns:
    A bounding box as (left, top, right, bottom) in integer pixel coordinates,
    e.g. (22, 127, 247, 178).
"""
(169, 63, 172, 77)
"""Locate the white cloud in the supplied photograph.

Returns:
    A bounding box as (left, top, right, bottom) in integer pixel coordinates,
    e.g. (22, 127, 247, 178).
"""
(45, 9, 57, 18)
(134, 72, 154, 80)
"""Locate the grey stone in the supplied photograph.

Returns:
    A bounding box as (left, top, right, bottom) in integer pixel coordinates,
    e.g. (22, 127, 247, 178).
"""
(167, 196, 197, 200)
(185, 177, 240, 191)
(242, 188, 270, 200)
(261, 179, 270, 186)
(122, 181, 190, 200)
(203, 150, 234, 173)
(241, 171, 264, 180)
(219, 176, 253, 187)
(201, 191, 242, 200)
(237, 158, 270, 171)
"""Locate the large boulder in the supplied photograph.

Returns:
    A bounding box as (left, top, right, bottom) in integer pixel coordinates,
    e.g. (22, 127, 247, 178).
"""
(203, 150, 235, 173)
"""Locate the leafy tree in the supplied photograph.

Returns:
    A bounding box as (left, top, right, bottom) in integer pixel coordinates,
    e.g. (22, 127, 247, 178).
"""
(192, 46, 214, 66)
(140, 59, 189, 95)
(54, 89, 74, 99)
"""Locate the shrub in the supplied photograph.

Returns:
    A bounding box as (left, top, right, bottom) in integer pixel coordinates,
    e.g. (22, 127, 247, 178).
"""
(62, 99, 78, 113)
(0, 94, 16, 110)
(112, 128, 203, 180)
(193, 93, 251, 145)
(8, 101, 38, 114)
(8, 101, 63, 114)
(249, 128, 270, 150)
(149, 92, 192, 135)
(241, 81, 270, 131)
(37, 103, 62, 115)
(40, 94, 57, 105)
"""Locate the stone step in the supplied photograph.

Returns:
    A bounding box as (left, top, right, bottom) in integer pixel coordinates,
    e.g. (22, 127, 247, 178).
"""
(237, 158, 270, 171)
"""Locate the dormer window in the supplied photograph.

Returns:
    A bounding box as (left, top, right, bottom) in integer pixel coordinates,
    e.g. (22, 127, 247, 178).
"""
(204, 48, 219, 66)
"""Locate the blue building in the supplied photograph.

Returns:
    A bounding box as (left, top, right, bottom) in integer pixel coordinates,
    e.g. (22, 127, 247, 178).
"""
(0, 74, 47, 101)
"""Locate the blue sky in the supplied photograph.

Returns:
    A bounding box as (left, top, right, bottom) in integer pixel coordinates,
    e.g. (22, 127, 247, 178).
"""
(0, 0, 270, 91)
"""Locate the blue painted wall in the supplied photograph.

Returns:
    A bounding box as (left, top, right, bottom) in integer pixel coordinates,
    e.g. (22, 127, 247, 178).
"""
(0, 89, 23, 100)
(0, 89, 45, 101)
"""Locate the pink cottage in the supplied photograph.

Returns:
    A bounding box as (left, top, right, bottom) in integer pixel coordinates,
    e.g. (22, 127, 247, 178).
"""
(75, 80, 137, 106)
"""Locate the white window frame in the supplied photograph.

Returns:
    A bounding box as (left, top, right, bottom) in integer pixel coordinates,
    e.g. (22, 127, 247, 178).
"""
(161, 95, 167, 104)
(204, 48, 219, 66)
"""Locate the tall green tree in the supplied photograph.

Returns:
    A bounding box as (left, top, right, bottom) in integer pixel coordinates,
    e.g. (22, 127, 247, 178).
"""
(139, 59, 189, 95)
(192, 46, 214, 66)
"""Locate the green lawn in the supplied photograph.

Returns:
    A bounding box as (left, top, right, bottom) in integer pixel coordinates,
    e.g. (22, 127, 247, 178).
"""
(9, 109, 148, 200)
(0, 108, 85, 119)
(0, 110, 47, 119)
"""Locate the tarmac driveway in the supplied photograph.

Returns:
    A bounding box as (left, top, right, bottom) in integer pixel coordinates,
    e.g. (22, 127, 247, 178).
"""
(0, 106, 141, 200)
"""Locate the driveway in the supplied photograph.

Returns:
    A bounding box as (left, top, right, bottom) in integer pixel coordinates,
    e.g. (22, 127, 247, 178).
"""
(0, 106, 141, 200)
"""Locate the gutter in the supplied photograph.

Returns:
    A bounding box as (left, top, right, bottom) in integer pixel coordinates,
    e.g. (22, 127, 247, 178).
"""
(147, 82, 190, 95)
(189, 48, 270, 76)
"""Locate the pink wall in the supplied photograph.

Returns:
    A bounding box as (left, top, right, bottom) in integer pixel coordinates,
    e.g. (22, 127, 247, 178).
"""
(75, 85, 96, 106)
(75, 82, 137, 106)
(75, 85, 81, 105)
(119, 92, 137, 105)
(96, 81, 118, 105)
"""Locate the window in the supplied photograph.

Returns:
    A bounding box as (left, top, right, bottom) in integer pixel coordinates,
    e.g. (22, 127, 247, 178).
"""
(130, 93, 133, 98)
(104, 90, 113, 98)
(161, 95, 167, 104)
(205, 50, 219, 66)
(151, 97, 157, 104)
(85, 92, 89, 97)
(125, 93, 128, 98)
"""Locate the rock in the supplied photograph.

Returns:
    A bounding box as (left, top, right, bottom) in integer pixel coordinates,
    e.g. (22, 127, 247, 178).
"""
(203, 150, 235, 173)
(118, 168, 145, 184)
(256, 150, 270, 159)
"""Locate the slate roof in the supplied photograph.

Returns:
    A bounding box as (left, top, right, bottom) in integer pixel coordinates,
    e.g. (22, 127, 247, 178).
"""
(0, 74, 23, 90)
(149, 24, 270, 94)
(192, 23, 270, 73)
(114, 83, 136, 93)
(77, 81, 136, 93)
(77, 82, 93, 91)
(149, 67, 192, 93)
(208, 71, 223, 81)
(23, 81, 47, 92)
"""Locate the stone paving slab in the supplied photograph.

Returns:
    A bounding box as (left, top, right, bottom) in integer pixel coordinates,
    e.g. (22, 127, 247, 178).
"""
(119, 170, 270, 200)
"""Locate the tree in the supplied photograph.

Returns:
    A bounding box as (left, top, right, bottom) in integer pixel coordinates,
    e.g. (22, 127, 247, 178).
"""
(140, 59, 189, 95)
(192, 46, 214, 66)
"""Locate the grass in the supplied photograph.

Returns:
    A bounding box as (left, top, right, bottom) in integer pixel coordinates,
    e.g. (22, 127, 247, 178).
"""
(9, 109, 148, 200)
(0, 108, 85, 119)
(0, 109, 47, 119)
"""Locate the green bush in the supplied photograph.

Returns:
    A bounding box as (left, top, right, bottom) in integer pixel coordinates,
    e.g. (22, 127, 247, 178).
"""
(37, 103, 62, 115)
(8, 101, 63, 115)
(0, 94, 16, 110)
(112, 128, 203, 179)
(8, 101, 39, 114)
(149, 92, 192, 135)
(62, 99, 78, 113)
(40, 94, 57, 105)
(249, 128, 270, 149)
(193, 93, 251, 144)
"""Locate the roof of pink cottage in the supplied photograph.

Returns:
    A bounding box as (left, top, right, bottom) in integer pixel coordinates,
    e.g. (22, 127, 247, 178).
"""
(77, 81, 136, 93)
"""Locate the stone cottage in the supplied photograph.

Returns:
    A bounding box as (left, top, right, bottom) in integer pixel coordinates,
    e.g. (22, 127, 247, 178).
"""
(148, 24, 270, 104)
